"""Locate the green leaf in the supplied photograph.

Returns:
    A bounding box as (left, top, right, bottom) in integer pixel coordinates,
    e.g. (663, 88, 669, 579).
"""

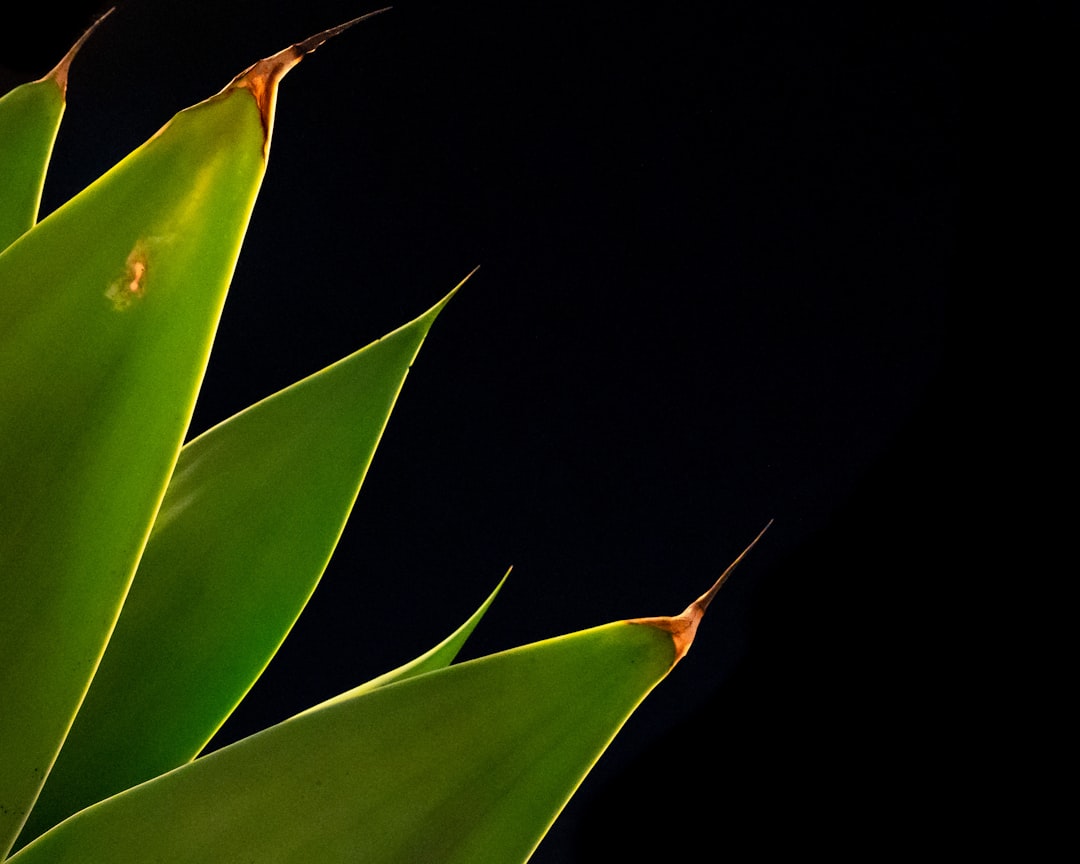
(19, 285, 467, 843)
(0, 75, 63, 250)
(8, 525, 769, 864)
(314, 568, 510, 704)
(0, 41, 277, 856)
(0, 11, 110, 251)
(8, 617, 681, 864)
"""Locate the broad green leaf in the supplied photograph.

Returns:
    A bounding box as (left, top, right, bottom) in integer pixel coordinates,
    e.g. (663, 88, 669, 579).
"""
(0, 11, 110, 251)
(8, 620, 679, 864)
(19, 285, 468, 843)
(8, 528, 768, 864)
(0, 23, 358, 853)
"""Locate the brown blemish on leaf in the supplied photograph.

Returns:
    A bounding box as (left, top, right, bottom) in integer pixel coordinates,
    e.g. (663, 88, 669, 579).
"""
(228, 7, 392, 154)
(629, 519, 773, 667)
(105, 242, 150, 310)
(41, 7, 114, 95)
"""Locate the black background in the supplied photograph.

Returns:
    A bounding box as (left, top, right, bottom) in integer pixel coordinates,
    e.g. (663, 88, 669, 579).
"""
(4, 1, 962, 858)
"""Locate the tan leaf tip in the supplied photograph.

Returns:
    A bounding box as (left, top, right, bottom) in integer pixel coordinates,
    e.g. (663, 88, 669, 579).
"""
(230, 6, 392, 141)
(43, 6, 114, 93)
(630, 519, 773, 665)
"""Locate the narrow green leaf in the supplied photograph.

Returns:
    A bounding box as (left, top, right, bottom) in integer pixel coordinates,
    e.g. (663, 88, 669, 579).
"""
(306, 568, 510, 710)
(19, 285, 468, 843)
(0, 33, 317, 854)
(0, 10, 110, 251)
(0, 77, 63, 250)
(10, 572, 510, 863)
(8, 518, 772, 864)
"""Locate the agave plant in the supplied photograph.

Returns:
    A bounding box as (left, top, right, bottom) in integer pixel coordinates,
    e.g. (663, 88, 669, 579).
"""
(0, 10, 767, 862)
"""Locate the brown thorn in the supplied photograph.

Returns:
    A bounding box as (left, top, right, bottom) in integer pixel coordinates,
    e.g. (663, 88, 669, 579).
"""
(43, 6, 115, 93)
(692, 518, 774, 615)
(293, 7, 393, 56)
(629, 519, 773, 666)
(229, 6, 392, 147)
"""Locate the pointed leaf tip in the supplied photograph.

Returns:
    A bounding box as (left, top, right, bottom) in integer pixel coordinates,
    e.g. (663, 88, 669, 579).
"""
(292, 7, 393, 57)
(453, 263, 481, 291)
(43, 6, 114, 93)
(630, 519, 773, 665)
(229, 7, 391, 143)
(426, 264, 480, 315)
(691, 518, 773, 615)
